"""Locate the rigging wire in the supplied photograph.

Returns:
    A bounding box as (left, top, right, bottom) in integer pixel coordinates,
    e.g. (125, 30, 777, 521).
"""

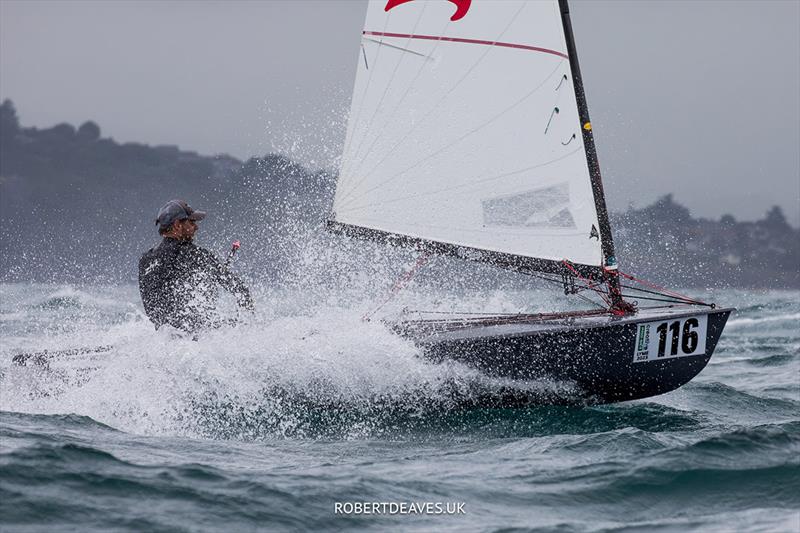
(620, 294, 706, 305)
(620, 283, 702, 303)
(369, 259, 711, 322)
(562, 260, 612, 307)
(406, 309, 533, 316)
(618, 270, 712, 306)
(359, 254, 709, 322)
(509, 266, 609, 310)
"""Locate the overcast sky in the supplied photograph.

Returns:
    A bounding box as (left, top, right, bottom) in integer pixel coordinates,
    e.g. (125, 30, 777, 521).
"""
(1, 0, 798, 224)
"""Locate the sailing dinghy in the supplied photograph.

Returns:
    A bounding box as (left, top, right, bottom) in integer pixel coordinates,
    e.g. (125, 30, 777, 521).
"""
(328, 0, 732, 404)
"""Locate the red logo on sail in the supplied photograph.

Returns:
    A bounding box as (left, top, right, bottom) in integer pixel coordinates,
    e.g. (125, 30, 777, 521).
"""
(384, 0, 472, 22)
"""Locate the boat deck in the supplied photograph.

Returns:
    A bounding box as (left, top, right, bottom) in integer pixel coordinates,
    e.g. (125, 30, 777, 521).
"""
(395, 305, 732, 344)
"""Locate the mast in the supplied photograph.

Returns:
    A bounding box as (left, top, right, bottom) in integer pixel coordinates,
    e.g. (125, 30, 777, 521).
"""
(558, 0, 628, 310)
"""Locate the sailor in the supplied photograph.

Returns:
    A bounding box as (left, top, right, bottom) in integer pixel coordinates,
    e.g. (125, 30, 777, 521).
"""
(138, 199, 254, 334)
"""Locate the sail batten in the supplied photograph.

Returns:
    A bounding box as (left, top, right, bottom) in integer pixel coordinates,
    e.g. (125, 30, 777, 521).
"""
(362, 31, 570, 59)
(332, 0, 609, 272)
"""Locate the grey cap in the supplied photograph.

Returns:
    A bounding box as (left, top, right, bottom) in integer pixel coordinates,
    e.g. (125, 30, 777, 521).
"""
(155, 199, 206, 230)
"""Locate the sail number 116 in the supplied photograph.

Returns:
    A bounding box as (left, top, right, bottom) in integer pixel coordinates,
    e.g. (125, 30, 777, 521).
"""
(656, 319, 698, 357)
(633, 315, 708, 363)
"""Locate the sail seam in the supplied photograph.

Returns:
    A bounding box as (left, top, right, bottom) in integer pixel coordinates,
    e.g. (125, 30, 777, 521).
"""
(345, 3, 430, 178)
(338, 13, 392, 195)
(337, 2, 527, 205)
(337, 145, 583, 213)
(338, 60, 566, 210)
(343, 18, 452, 185)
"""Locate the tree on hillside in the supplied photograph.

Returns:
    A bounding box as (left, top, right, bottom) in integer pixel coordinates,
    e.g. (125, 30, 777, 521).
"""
(763, 205, 790, 233)
(0, 99, 20, 138)
(77, 120, 101, 141)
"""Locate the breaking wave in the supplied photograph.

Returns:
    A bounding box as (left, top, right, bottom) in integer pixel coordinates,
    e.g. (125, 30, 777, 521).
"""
(726, 312, 800, 329)
(0, 284, 581, 440)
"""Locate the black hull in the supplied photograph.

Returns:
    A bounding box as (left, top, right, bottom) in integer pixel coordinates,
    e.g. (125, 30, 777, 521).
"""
(398, 307, 733, 405)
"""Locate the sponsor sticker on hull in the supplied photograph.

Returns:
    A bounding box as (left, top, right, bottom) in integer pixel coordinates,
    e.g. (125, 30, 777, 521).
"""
(633, 315, 708, 363)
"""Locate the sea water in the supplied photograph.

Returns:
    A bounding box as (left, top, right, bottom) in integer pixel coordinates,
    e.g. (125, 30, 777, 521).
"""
(0, 283, 798, 532)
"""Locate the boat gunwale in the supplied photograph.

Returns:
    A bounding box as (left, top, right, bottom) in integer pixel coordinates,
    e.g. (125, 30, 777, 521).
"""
(395, 306, 735, 343)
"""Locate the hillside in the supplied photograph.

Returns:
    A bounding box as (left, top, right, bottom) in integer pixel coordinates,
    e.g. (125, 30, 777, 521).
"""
(1, 99, 797, 288)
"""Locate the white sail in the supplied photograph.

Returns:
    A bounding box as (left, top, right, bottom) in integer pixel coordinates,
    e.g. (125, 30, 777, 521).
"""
(332, 0, 604, 268)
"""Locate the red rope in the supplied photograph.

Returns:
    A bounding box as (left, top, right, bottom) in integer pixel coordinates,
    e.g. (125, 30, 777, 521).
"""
(362, 257, 705, 323)
(362, 252, 431, 322)
(562, 260, 613, 307)
(617, 270, 709, 306)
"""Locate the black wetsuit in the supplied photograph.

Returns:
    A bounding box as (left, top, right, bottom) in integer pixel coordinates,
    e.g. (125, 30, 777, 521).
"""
(138, 238, 253, 333)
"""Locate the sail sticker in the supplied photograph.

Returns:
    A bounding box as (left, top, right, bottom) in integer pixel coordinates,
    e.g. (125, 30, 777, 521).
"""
(482, 184, 577, 229)
(589, 224, 599, 240)
(384, 0, 472, 22)
(633, 315, 708, 363)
